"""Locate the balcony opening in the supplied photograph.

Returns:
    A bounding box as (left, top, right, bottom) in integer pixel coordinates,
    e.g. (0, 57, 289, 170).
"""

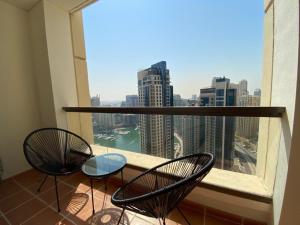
(82, 0, 264, 176)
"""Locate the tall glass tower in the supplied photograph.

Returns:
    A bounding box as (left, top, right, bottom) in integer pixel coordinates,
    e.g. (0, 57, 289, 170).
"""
(200, 77, 236, 170)
(138, 61, 174, 158)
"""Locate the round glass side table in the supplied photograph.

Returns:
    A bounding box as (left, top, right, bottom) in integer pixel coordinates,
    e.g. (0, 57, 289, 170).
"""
(81, 153, 127, 214)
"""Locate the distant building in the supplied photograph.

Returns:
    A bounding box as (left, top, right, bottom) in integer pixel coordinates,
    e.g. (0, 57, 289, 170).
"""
(236, 95, 260, 140)
(199, 87, 216, 153)
(238, 80, 249, 96)
(120, 101, 127, 107)
(254, 89, 261, 96)
(138, 61, 174, 158)
(123, 114, 138, 127)
(230, 79, 248, 104)
(99, 112, 115, 129)
(173, 95, 187, 137)
(125, 95, 139, 126)
(126, 95, 138, 107)
(173, 94, 187, 106)
(200, 77, 236, 170)
(91, 94, 100, 107)
(191, 94, 197, 100)
(91, 95, 101, 126)
(181, 100, 201, 155)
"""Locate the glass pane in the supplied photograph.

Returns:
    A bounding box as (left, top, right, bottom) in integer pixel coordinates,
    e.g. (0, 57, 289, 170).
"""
(92, 113, 259, 175)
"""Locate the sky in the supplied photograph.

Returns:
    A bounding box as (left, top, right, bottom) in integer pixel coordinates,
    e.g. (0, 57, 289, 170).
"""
(83, 0, 264, 102)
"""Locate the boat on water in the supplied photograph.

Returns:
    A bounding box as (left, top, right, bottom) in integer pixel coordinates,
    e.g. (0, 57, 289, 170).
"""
(95, 134, 104, 139)
(114, 128, 130, 135)
(118, 131, 130, 135)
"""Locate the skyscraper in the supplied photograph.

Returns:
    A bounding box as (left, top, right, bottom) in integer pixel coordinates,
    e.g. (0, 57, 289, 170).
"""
(200, 77, 237, 170)
(236, 94, 261, 140)
(254, 88, 261, 96)
(91, 95, 101, 126)
(173, 94, 188, 137)
(126, 95, 138, 107)
(91, 94, 100, 107)
(238, 80, 248, 97)
(124, 95, 139, 127)
(181, 102, 202, 155)
(138, 61, 174, 158)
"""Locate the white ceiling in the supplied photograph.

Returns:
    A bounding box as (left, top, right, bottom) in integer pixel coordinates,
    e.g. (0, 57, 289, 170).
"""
(3, 0, 96, 11)
(4, 0, 40, 10)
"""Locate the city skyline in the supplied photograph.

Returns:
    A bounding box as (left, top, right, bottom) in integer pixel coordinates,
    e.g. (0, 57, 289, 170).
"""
(91, 78, 261, 106)
(83, 0, 264, 101)
(91, 63, 260, 174)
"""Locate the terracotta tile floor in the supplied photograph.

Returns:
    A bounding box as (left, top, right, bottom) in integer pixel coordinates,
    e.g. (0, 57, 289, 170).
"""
(0, 169, 266, 225)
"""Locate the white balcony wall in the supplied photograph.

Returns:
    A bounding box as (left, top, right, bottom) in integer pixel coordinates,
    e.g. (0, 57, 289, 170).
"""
(29, 0, 78, 128)
(0, 1, 41, 179)
(271, 0, 300, 224)
(43, 0, 79, 128)
(0, 0, 90, 179)
(29, 1, 57, 127)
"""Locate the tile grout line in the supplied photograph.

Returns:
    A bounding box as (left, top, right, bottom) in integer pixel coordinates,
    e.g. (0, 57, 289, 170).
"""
(11, 176, 242, 225)
(19, 183, 76, 225)
(2, 181, 37, 215)
(3, 196, 36, 215)
(0, 184, 24, 203)
(19, 207, 49, 225)
(46, 204, 77, 225)
(6, 172, 109, 225)
(5, 174, 265, 225)
(12, 180, 51, 224)
(0, 210, 12, 225)
(52, 178, 106, 225)
(15, 177, 78, 225)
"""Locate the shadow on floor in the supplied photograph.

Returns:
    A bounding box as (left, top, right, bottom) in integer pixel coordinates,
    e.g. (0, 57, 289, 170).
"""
(89, 208, 130, 225)
(64, 192, 89, 215)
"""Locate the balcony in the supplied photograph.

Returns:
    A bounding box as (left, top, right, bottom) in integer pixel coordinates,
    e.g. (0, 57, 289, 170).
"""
(63, 107, 283, 202)
(0, 0, 300, 225)
(1, 169, 267, 225)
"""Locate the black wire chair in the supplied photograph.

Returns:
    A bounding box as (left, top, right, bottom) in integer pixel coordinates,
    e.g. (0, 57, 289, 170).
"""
(111, 153, 215, 225)
(23, 128, 93, 212)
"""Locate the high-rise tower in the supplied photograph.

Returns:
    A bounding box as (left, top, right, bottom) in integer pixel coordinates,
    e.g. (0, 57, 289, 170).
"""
(138, 61, 174, 158)
(200, 77, 237, 170)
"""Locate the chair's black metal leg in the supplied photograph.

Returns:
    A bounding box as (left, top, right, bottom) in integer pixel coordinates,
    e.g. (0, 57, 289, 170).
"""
(37, 175, 48, 192)
(117, 207, 125, 225)
(163, 217, 167, 225)
(90, 178, 95, 214)
(121, 169, 124, 186)
(54, 176, 60, 212)
(104, 178, 107, 192)
(176, 207, 191, 225)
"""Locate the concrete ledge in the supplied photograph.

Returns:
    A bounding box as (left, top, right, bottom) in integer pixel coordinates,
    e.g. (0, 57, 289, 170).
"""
(91, 144, 271, 222)
(91, 144, 272, 202)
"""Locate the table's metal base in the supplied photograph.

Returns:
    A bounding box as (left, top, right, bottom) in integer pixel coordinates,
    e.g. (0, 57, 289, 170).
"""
(90, 168, 124, 214)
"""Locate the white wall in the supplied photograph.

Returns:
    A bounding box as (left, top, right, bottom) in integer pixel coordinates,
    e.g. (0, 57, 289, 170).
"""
(0, 0, 81, 179)
(271, 0, 300, 224)
(29, 0, 78, 128)
(29, 0, 57, 127)
(0, 1, 41, 179)
(43, 0, 79, 128)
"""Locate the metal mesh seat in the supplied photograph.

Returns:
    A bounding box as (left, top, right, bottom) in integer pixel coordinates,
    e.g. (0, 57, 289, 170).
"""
(23, 128, 93, 212)
(111, 153, 215, 225)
